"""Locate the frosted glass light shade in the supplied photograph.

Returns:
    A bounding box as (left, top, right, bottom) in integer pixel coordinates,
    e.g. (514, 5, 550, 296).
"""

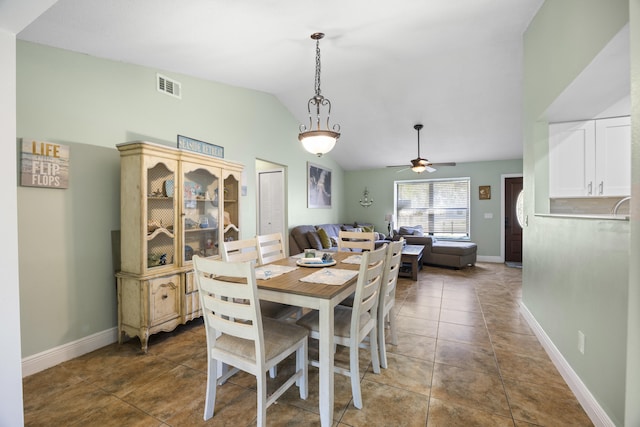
(299, 130, 339, 157)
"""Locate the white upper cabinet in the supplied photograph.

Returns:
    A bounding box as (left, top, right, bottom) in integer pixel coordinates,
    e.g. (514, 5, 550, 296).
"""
(594, 116, 631, 196)
(549, 116, 630, 198)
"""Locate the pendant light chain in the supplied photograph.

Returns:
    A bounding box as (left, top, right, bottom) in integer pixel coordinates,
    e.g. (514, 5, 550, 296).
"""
(314, 38, 322, 97)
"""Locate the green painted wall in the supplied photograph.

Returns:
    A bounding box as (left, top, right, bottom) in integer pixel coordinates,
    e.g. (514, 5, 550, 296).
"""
(344, 160, 523, 258)
(16, 41, 345, 357)
(523, 1, 632, 424)
(626, 1, 640, 424)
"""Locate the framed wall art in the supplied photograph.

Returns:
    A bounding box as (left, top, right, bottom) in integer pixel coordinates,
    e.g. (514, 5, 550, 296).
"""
(479, 185, 491, 200)
(307, 162, 332, 208)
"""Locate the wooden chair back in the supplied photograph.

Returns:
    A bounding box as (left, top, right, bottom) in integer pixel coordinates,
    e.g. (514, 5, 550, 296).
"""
(222, 238, 259, 264)
(378, 239, 403, 368)
(257, 232, 286, 265)
(337, 230, 376, 252)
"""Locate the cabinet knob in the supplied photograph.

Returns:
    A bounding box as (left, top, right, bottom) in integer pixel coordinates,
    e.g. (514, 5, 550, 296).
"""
(162, 294, 168, 300)
(599, 181, 603, 195)
(588, 182, 593, 195)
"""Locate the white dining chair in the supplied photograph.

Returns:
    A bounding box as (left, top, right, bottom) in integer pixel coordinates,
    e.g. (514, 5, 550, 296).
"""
(378, 239, 403, 368)
(256, 232, 286, 265)
(337, 230, 376, 252)
(296, 244, 386, 409)
(221, 238, 299, 321)
(192, 256, 308, 426)
(221, 237, 260, 264)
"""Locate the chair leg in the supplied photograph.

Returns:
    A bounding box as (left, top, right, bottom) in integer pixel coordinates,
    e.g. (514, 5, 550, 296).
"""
(378, 316, 388, 369)
(370, 328, 381, 375)
(388, 308, 398, 345)
(297, 339, 309, 399)
(256, 373, 267, 427)
(203, 356, 218, 421)
(349, 344, 363, 409)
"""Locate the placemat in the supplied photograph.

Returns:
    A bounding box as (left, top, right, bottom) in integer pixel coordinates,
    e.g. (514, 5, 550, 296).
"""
(341, 254, 362, 264)
(299, 268, 358, 286)
(255, 264, 297, 280)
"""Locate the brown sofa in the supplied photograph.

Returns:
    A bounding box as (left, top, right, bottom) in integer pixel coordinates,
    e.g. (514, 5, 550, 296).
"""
(288, 223, 387, 255)
(393, 226, 477, 269)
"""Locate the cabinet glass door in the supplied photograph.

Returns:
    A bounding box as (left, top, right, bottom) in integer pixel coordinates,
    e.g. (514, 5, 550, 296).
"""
(147, 162, 177, 270)
(182, 163, 221, 264)
(223, 173, 240, 242)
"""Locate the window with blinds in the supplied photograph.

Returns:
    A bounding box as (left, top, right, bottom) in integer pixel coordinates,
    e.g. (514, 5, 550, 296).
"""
(395, 177, 470, 239)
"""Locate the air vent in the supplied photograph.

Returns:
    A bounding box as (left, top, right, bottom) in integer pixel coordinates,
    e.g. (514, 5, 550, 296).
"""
(157, 74, 181, 99)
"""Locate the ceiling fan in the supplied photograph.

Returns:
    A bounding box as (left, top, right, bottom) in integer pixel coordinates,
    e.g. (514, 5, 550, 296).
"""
(387, 124, 456, 173)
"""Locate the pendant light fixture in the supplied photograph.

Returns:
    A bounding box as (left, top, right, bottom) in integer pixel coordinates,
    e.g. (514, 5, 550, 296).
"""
(298, 33, 341, 157)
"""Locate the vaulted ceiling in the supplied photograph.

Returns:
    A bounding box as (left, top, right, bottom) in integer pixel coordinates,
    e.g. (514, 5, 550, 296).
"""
(17, 0, 547, 170)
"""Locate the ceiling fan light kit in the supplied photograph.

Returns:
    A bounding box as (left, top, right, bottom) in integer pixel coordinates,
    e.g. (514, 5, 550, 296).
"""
(411, 124, 429, 173)
(298, 33, 341, 157)
(386, 123, 456, 173)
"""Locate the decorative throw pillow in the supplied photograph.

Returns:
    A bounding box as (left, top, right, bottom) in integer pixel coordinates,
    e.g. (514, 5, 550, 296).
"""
(399, 225, 424, 236)
(306, 231, 323, 250)
(359, 225, 374, 233)
(316, 227, 331, 249)
(329, 236, 339, 247)
(398, 226, 414, 235)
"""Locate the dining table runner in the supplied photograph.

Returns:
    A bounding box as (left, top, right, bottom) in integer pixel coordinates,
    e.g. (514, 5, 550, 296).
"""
(255, 264, 298, 280)
(299, 268, 359, 286)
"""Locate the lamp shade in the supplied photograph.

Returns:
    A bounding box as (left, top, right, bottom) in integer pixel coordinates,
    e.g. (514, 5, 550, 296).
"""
(299, 130, 339, 157)
(385, 214, 395, 223)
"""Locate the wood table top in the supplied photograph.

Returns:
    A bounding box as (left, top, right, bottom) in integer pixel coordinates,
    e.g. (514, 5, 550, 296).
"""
(257, 251, 361, 300)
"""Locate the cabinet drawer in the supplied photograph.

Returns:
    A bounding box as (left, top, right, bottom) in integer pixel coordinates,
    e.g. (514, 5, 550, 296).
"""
(148, 275, 181, 325)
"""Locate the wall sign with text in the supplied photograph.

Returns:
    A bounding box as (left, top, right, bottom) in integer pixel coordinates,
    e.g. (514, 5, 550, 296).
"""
(20, 138, 69, 189)
(177, 135, 224, 158)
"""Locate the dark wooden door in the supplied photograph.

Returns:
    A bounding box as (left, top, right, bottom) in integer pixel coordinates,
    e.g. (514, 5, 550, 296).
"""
(505, 177, 523, 263)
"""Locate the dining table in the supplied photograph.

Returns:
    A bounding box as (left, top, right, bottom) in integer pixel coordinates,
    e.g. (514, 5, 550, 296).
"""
(254, 250, 363, 427)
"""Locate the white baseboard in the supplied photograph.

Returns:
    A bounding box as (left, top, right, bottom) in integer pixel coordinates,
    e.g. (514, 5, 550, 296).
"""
(22, 327, 118, 377)
(520, 304, 614, 427)
(477, 255, 502, 263)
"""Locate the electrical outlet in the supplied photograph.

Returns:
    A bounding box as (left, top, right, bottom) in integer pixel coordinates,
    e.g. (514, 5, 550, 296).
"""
(578, 331, 585, 354)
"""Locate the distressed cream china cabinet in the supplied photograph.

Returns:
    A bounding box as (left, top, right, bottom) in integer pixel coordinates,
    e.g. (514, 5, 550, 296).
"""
(116, 141, 242, 352)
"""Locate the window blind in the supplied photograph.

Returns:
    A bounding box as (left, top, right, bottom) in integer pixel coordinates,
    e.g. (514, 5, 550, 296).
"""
(396, 178, 470, 238)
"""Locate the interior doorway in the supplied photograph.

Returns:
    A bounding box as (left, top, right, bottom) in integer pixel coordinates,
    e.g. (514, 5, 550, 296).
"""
(504, 176, 523, 263)
(257, 163, 286, 251)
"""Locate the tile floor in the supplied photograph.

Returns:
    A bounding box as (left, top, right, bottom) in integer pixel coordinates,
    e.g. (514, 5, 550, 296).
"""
(23, 262, 594, 426)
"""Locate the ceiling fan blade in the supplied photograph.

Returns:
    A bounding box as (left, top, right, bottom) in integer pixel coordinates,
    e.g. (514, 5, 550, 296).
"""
(425, 165, 437, 173)
(431, 162, 456, 167)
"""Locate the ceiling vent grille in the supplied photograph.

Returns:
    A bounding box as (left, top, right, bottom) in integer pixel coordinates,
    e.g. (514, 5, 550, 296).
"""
(157, 74, 181, 99)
